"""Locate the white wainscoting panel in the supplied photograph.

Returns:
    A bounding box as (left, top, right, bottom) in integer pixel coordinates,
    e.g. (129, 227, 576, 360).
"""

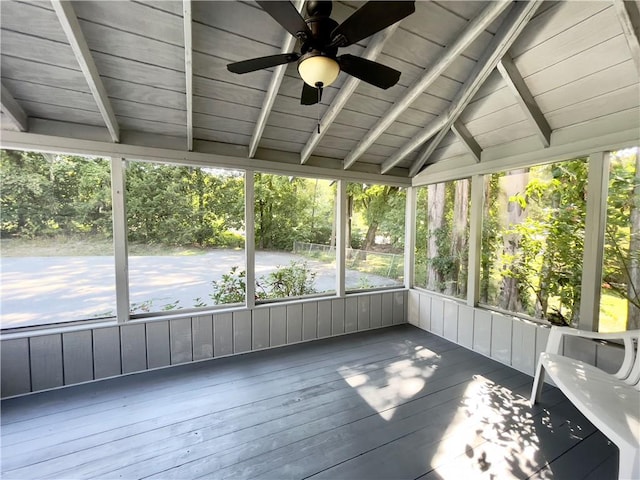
(430, 296, 444, 336)
(457, 305, 474, 349)
(443, 300, 458, 342)
(490, 312, 513, 365)
(213, 312, 233, 357)
(192, 315, 214, 361)
(473, 309, 492, 357)
(1, 291, 407, 398)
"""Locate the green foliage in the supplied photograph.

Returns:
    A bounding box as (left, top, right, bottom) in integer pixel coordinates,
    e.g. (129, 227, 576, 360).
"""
(1, 150, 112, 238)
(211, 266, 247, 304)
(259, 261, 317, 298)
(211, 262, 317, 303)
(482, 159, 588, 322)
(255, 174, 335, 251)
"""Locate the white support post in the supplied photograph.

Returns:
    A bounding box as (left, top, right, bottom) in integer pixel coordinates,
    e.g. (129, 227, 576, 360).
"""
(451, 120, 482, 163)
(183, 0, 193, 151)
(404, 0, 543, 177)
(613, 0, 640, 72)
(404, 186, 416, 289)
(466, 175, 484, 307)
(497, 53, 551, 147)
(579, 151, 610, 331)
(51, 0, 120, 143)
(245, 170, 256, 309)
(249, 0, 305, 158)
(111, 158, 130, 322)
(345, 0, 510, 171)
(336, 179, 347, 297)
(1, 84, 28, 132)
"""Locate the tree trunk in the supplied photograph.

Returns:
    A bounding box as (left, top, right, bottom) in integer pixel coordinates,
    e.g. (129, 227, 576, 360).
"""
(480, 176, 494, 303)
(346, 194, 353, 258)
(627, 152, 640, 330)
(446, 179, 469, 297)
(363, 222, 378, 251)
(427, 183, 445, 291)
(500, 169, 528, 312)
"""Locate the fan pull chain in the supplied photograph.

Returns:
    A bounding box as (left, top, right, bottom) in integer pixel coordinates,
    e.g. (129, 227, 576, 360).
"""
(317, 87, 321, 134)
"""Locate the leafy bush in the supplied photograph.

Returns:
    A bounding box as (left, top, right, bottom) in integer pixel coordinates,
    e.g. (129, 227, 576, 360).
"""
(211, 261, 316, 303)
(211, 266, 246, 304)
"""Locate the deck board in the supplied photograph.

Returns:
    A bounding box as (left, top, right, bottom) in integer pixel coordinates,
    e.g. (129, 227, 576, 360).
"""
(0, 325, 618, 479)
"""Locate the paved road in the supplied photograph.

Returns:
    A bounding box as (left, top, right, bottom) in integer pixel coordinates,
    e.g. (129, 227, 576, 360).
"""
(1, 249, 401, 328)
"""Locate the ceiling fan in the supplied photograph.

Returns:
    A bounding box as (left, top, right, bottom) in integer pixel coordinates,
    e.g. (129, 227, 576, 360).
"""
(227, 1, 415, 106)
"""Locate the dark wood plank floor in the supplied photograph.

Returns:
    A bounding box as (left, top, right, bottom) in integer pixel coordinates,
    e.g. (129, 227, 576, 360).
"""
(1, 325, 618, 479)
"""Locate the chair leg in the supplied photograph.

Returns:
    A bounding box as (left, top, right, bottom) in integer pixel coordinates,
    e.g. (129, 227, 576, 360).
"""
(530, 359, 546, 407)
(617, 447, 639, 480)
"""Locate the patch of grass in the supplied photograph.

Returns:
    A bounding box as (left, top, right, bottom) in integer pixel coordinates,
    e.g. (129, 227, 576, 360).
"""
(0, 236, 208, 257)
(599, 293, 628, 332)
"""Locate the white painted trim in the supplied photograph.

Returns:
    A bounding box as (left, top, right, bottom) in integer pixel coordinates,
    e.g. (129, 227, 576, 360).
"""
(110, 158, 130, 323)
(183, 0, 193, 151)
(0, 129, 411, 186)
(466, 175, 484, 307)
(51, 0, 119, 143)
(451, 120, 481, 163)
(1, 84, 28, 132)
(497, 53, 551, 147)
(579, 152, 610, 331)
(245, 171, 256, 309)
(404, 186, 416, 289)
(412, 123, 639, 186)
(249, 0, 305, 158)
(613, 0, 640, 72)
(336, 180, 347, 297)
(332, 0, 510, 172)
(408, 1, 543, 177)
(300, 24, 398, 165)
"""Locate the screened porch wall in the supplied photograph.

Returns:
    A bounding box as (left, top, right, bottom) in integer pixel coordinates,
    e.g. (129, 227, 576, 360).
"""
(408, 289, 625, 378)
(0, 291, 407, 398)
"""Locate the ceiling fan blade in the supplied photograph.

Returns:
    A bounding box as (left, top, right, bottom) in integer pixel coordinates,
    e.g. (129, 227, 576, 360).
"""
(331, 1, 415, 47)
(301, 82, 322, 105)
(338, 54, 400, 89)
(256, 1, 311, 39)
(227, 53, 299, 74)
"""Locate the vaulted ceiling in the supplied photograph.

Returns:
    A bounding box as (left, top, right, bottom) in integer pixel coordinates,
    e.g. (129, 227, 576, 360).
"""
(1, 0, 639, 182)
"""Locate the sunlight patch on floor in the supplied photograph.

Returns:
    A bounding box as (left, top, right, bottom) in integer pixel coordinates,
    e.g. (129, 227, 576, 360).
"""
(338, 346, 438, 420)
(430, 375, 543, 479)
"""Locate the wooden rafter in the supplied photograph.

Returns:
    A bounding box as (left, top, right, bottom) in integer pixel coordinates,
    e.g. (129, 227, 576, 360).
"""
(51, 0, 119, 142)
(613, 0, 640, 72)
(1, 84, 28, 132)
(249, 0, 305, 158)
(300, 24, 398, 165)
(497, 52, 551, 147)
(451, 120, 482, 163)
(183, 0, 193, 151)
(406, 0, 543, 177)
(343, 0, 511, 171)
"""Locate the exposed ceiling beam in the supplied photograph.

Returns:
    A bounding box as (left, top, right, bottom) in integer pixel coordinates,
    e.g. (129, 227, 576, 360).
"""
(249, 0, 305, 158)
(1, 84, 28, 132)
(613, 0, 640, 72)
(497, 53, 551, 147)
(300, 24, 399, 165)
(51, 0, 119, 143)
(342, 0, 510, 170)
(183, 0, 193, 151)
(402, 0, 543, 177)
(0, 128, 411, 186)
(451, 120, 481, 162)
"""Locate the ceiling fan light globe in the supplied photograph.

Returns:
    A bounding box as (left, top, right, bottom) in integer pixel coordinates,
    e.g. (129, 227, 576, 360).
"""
(298, 54, 340, 88)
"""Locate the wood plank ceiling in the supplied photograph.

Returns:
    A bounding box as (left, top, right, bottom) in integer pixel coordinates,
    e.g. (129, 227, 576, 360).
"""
(1, 0, 639, 180)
